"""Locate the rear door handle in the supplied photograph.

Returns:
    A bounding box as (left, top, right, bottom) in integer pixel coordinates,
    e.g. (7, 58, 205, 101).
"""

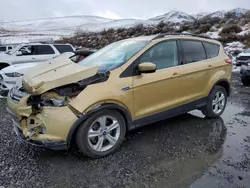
(32, 58, 36, 60)
(208, 64, 213, 68)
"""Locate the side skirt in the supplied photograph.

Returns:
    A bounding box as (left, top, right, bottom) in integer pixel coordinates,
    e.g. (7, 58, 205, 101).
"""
(129, 97, 208, 130)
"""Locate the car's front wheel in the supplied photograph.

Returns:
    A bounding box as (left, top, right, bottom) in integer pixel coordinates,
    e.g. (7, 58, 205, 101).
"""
(202, 86, 227, 118)
(76, 110, 126, 158)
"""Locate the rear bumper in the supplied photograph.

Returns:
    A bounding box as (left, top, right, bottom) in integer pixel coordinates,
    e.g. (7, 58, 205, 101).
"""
(8, 107, 68, 150)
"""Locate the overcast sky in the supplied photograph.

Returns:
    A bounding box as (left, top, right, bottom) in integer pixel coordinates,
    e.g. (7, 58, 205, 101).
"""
(1, 0, 250, 21)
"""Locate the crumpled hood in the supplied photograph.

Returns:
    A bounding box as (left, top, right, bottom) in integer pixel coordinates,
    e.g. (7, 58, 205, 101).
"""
(22, 55, 99, 95)
(1, 63, 39, 74)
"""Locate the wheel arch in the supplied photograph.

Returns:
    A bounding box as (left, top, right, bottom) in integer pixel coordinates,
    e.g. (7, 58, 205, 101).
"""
(0, 62, 11, 70)
(213, 79, 231, 96)
(66, 103, 134, 147)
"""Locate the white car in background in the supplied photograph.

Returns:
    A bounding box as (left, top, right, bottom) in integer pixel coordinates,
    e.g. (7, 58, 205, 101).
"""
(0, 52, 75, 97)
(0, 43, 74, 70)
(0, 45, 15, 53)
(236, 48, 250, 66)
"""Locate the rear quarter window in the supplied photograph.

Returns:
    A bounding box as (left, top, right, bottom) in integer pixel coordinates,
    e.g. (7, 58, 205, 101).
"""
(54, 45, 74, 53)
(181, 40, 207, 64)
(203, 42, 220, 58)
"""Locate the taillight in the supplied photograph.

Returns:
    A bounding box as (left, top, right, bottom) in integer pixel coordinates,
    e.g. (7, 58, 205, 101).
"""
(225, 59, 232, 64)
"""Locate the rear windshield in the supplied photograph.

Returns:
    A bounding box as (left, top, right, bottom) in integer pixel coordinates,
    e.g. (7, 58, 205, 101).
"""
(54, 45, 74, 53)
(244, 48, 250, 53)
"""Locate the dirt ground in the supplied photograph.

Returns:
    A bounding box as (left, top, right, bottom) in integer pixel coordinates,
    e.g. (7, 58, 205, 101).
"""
(0, 72, 250, 188)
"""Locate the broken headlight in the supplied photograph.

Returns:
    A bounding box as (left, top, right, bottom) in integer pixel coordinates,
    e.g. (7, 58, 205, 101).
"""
(41, 92, 68, 107)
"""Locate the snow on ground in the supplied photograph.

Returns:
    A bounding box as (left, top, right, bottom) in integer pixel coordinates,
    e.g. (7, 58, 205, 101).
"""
(224, 41, 245, 52)
(232, 66, 241, 72)
(237, 24, 250, 36)
(204, 31, 220, 39)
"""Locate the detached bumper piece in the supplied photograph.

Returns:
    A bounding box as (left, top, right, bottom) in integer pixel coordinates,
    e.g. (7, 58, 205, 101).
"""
(8, 106, 68, 151)
(13, 120, 68, 150)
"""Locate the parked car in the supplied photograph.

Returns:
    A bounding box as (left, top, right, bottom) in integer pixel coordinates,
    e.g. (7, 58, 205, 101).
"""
(236, 48, 250, 66)
(240, 64, 250, 85)
(0, 43, 75, 69)
(0, 50, 95, 96)
(0, 45, 15, 53)
(7, 34, 232, 158)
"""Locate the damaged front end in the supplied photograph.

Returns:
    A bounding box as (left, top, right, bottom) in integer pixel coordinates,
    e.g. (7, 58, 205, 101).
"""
(7, 72, 109, 150)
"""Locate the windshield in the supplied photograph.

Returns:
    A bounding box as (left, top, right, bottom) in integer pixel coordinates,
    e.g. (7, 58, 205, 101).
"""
(78, 39, 149, 72)
(244, 48, 250, 53)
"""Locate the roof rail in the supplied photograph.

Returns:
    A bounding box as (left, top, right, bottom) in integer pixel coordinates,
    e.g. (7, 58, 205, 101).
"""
(152, 33, 212, 40)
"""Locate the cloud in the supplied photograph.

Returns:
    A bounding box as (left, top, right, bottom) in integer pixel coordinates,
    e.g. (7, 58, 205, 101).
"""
(0, 0, 250, 21)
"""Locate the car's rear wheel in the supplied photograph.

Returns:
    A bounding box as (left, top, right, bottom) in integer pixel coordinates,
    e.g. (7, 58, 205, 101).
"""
(202, 86, 227, 118)
(76, 110, 126, 158)
(242, 76, 250, 86)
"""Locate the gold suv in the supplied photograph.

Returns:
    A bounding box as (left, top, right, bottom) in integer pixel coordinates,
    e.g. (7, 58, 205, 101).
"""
(7, 34, 232, 158)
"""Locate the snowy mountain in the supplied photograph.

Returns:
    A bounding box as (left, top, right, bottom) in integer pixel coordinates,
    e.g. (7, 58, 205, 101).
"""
(149, 11, 195, 23)
(193, 12, 209, 19)
(0, 8, 249, 44)
(206, 11, 226, 19)
(0, 15, 114, 31)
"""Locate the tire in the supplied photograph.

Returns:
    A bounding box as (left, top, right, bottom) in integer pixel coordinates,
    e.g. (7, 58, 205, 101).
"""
(202, 86, 227, 118)
(0, 64, 9, 70)
(242, 76, 250, 86)
(76, 110, 126, 158)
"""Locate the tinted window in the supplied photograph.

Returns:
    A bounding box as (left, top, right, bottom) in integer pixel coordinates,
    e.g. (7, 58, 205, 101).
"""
(139, 41, 178, 70)
(0, 47, 6, 51)
(203, 42, 220, 58)
(36, 45, 55, 55)
(182, 40, 206, 64)
(54, 45, 74, 53)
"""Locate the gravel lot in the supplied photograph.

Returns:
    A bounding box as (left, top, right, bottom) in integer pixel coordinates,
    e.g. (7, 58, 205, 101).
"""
(0, 72, 250, 188)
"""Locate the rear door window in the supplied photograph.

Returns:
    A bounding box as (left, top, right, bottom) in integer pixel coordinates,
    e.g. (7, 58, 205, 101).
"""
(181, 40, 207, 64)
(203, 42, 220, 58)
(36, 45, 55, 55)
(54, 45, 74, 53)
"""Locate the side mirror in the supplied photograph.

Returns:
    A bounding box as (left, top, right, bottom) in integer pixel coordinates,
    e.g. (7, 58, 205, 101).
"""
(138, 62, 156, 74)
(16, 51, 22, 56)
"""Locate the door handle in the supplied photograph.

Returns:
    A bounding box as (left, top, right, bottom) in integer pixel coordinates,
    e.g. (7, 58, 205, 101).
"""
(171, 72, 180, 78)
(208, 64, 213, 68)
(32, 58, 36, 60)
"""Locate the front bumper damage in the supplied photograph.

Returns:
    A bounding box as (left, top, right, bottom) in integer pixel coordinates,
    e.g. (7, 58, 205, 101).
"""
(7, 94, 79, 150)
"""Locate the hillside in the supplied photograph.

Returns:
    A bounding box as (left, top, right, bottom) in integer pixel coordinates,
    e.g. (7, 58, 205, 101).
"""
(58, 9, 250, 52)
(1, 8, 250, 47)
